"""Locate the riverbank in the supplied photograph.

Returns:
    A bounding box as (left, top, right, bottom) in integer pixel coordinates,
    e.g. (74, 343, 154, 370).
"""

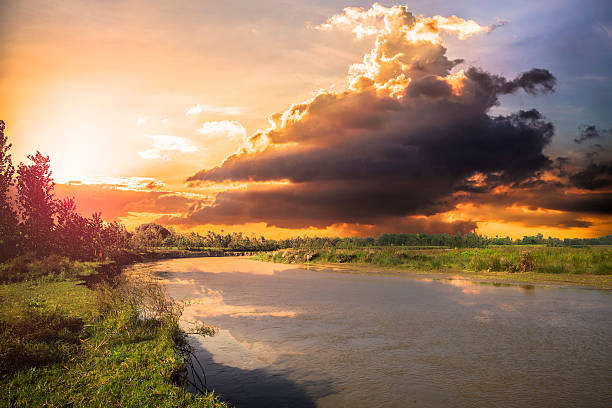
(0, 256, 228, 407)
(254, 246, 612, 289)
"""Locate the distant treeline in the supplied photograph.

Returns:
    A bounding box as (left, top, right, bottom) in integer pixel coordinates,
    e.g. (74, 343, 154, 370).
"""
(269, 232, 612, 250)
(0, 120, 609, 263)
(141, 228, 612, 251)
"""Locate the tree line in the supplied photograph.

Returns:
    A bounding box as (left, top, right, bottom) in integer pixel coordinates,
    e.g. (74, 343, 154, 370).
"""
(1, 120, 608, 262)
(270, 233, 612, 249)
(0, 121, 278, 261)
(0, 121, 131, 261)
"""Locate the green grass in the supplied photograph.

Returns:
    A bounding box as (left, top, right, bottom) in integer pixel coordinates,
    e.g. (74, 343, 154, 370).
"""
(0, 254, 99, 283)
(0, 259, 228, 408)
(255, 246, 612, 288)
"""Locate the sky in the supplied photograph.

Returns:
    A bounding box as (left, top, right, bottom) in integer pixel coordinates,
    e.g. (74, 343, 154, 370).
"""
(1, 0, 611, 238)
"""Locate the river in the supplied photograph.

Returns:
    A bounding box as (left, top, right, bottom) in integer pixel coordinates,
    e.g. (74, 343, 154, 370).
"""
(128, 257, 612, 408)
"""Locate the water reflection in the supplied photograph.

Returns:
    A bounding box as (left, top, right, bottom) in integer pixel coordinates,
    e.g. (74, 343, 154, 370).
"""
(445, 276, 482, 294)
(183, 287, 298, 319)
(129, 257, 612, 408)
(417, 276, 541, 296)
(191, 329, 288, 369)
(128, 256, 297, 276)
(188, 345, 333, 408)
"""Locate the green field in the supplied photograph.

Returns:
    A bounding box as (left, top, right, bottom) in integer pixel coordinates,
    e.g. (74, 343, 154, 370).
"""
(255, 246, 612, 289)
(0, 257, 227, 408)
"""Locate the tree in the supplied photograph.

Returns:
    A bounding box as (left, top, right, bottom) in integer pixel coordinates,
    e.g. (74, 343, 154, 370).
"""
(0, 121, 19, 259)
(17, 151, 56, 255)
(132, 223, 171, 248)
(55, 197, 90, 259)
(87, 212, 106, 260)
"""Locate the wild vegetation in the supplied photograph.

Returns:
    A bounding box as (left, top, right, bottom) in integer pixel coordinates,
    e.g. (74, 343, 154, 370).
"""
(125, 229, 612, 254)
(1, 121, 228, 406)
(0, 258, 227, 407)
(255, 245, 612, 287)
(1, 115, 611, 406)
(0, 120, 280, 263)
(271, 233, 612, 250)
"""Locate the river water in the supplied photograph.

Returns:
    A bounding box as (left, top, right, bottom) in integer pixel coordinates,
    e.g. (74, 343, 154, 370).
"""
(129, 257, 612, 408)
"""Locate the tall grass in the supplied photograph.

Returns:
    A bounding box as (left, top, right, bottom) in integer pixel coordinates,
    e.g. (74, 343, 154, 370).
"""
(256, 246, 612, 275)
(0, 253, 97, 283)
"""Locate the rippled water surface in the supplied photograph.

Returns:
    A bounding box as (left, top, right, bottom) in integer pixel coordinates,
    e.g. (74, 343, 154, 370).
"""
(129, 257, 612, 408)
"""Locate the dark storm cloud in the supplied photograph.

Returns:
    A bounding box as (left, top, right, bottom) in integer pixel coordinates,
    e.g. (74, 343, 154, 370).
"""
(464, 68, 556, 103)
(407, 76, 452, 98)
(173, 6, 585, 232)
(466, 182, 612, 216)
(181, 70, 556, 229)
(189, 103, 554, 185)
(569, 161, 612, 190)
(345, 217, 478, 236)
(163, 181, 462, 229)
(536, 192, 612, 215)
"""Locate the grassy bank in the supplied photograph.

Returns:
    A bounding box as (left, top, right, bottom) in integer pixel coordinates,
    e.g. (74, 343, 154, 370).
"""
(0, 256, 227, 407)
(255, 246, 612, 289)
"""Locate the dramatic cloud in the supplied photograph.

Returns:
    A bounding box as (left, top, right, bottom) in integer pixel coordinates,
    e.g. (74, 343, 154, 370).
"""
(569, 161, 612, 190)
(465, 68, 556, 97)
(314, 3, 493, 40)
(139, 135, 198, 160)
(161, 4, 603, 233)
(459, 179, 612, 221)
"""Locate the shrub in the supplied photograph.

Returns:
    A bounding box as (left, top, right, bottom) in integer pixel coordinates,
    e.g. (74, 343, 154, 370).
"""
(0, 253, 38, 282)
(0, 254, 78, 283)
(40, 254, 72, 276)
(304, 251, 316, 262)
(515, 251, 536, 272)
(335, 252, 355, 263)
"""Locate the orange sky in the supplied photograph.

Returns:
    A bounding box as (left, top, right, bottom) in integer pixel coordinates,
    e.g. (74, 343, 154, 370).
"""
(1, 1, 610, 239)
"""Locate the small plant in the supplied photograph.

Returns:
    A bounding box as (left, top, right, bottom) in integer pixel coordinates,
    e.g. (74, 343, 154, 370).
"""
(304, 251, 316, 262)
(430, 259, 443, 270)
(515, 251, 536, 272)
(335, 252, 355, 263)
(364, 249, 376, 262)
